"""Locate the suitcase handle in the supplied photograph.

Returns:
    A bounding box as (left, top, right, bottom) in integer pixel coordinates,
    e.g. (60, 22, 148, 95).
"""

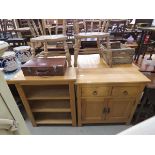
(36, 69, 49, 75)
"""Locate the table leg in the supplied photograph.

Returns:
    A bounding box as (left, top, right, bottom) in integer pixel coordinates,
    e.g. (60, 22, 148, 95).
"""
(74, 38, 79, 67)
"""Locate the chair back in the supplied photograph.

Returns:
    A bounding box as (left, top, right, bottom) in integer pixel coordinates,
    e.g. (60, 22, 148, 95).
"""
(73, 19, 110, 34)
(41, 19, 67, 35)
(27, 19, 44, 37)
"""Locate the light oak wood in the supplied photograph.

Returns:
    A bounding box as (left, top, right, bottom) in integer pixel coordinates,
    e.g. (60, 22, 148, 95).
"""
(76, 55, 150, 84)
(69, 81, 76, 126)
(81, 98, 106, 122)
(36, 119, 72, 125)
(111, 86, 140, 97)
(15, 84, 36, 126)
(105, 98, 135, 122)
(6, 67, 76, 126)
(7, 67, 76, 84)
(73, 20, 110, 67)
(76, 54, 150, 126)
(28, 19, 71, 66)
(30, 100, 71, 113)
(23, 85, 70, 100)
(81, 86, 111, 97)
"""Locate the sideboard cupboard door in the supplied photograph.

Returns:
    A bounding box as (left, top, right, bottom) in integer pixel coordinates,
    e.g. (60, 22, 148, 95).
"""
(106, 98, 135, 123)
(81, 98, 106, 123)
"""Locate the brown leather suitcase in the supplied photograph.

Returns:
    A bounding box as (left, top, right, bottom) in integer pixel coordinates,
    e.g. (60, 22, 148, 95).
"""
(21, 58, 67, 76)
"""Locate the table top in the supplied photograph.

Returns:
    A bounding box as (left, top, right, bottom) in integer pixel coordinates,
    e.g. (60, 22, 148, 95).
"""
(138, 27, 155, 31)
(76, 54, 150, 84)
(4, 54, 150, 85)
(5, 67, 76, 84)
(75, 32, 110, 39)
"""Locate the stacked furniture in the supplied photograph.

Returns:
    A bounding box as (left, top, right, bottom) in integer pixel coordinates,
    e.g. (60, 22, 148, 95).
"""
(27, 19, 71, 67)
(73, 19, 110, 67)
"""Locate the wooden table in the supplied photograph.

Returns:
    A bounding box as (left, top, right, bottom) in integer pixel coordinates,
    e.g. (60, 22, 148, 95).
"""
(76, 54, 150, 126)
(6, 67, 77, 127)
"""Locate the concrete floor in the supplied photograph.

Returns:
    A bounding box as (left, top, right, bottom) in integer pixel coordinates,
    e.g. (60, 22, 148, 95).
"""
(26, 120, 131, 135)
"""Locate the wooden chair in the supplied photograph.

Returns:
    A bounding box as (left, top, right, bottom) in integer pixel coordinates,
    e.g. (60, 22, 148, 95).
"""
(73, 19, 110, 67)
(28, 19, 71, 67)
(42, 19, 64, 35)
(0, 19, 28, 48)
(109, 19, 128, 43)
(83, 19, 104, 32)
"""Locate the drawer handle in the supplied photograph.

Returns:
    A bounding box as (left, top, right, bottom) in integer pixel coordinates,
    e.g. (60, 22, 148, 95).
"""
(123, 90, 128, 96)
(92, 91, 98, 96)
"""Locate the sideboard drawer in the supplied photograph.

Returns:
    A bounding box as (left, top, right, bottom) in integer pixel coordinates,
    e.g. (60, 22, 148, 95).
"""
(111, 86, 139, 97)
(81, 86, 111, 97)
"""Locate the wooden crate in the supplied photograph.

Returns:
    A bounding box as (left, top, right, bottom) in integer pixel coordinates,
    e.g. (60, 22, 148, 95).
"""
(101, 43, 135, 67)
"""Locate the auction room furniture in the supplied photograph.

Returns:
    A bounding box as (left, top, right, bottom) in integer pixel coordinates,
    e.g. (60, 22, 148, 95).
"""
(0, 19, 28, 47)
(134, 27, 155, 62)
(73, 19, 110, 67)
(42, 19, 64, 35)
(28, 19, 71, 67)
(109, 19, 128, 42)
(6, 67, 76, 127)
(76, 54, 150, 126)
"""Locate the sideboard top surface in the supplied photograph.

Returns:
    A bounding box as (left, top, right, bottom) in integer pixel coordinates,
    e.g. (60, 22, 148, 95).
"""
(76, 54, 150, 84)
(5, 67, 76, 84)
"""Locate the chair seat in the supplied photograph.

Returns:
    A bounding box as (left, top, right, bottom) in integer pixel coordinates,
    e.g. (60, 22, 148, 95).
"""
(14, 27, 30, 32)
(75, 32, 110, 39)
(31, 34, 67, 42)
(7, 38, 27, 42)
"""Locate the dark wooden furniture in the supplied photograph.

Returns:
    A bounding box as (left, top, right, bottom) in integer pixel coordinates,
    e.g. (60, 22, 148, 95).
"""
(109, 19, 128, 43)
(134, 27, 155, 62)
(0, 19, 28, 48)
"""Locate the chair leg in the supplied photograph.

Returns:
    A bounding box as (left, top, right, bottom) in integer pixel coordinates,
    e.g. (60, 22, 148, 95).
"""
(43, 41, 48, 57)
(97, 37, 101, 57)
(64, 40, 71, 67)
(142, 46, 147, 59)
(31, 42, 36, 57)
(147, 49, 154, 60)
(74, 38, 79, 67)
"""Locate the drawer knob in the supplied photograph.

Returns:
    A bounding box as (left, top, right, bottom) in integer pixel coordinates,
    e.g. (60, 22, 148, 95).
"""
(93, 91, 98, 95)
(123, 90, 128, 96)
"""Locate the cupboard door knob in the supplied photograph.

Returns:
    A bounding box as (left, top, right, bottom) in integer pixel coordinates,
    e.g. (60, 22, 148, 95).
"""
(93, 90, 98, 96)
(123, 90, 128, 96)
(107, 107, 110, 113)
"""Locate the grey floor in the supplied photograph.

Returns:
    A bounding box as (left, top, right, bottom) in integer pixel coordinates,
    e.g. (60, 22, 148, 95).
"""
(26, 119, 131, 135)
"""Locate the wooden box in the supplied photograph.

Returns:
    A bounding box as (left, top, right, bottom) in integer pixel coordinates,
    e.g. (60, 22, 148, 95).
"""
(101, 43, 135, 67)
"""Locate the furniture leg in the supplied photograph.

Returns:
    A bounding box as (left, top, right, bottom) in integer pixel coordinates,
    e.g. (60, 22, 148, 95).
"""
(135, 30, 145, 62)
(64, 40, 71, 67)
(106, 36, 110, 49)
(43, 41, 48, 57)
(148, 47, 154, 60)
(97, 37, 101, 57)
(31, 42, 36, 57)
(74, 38, 79, 67)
